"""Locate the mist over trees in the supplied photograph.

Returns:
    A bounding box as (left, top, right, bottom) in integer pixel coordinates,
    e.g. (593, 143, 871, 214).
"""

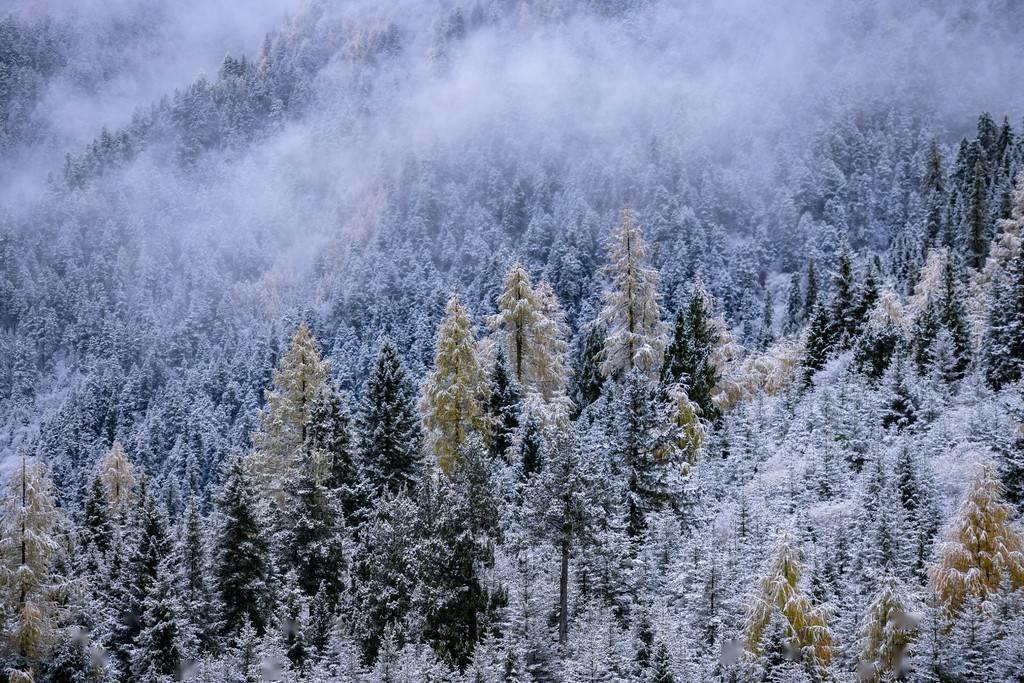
(2, 0, 1024, 680)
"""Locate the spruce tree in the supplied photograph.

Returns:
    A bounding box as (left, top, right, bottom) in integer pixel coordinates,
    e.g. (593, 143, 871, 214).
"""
(285, 455, 347, 603)
(662, 283, 720, 422)
(571, 322, 607, 413)
(305, 381, 359, 517)
(983, 246, 1024, 389)
(357, 339, 423, 495)
(829, 241, 859, 346)
(211, 456, 273, 637)
(485, 347, 521, 460)
(785, 271, 803, 332)
(803, 260, 819, 321)
(857, 574, 916, 682)
(966, 157, 989, 269)
(757, 288, 775, 349)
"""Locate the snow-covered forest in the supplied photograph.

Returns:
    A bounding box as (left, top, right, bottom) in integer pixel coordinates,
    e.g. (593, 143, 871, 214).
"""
(2, 0, 1024, 681)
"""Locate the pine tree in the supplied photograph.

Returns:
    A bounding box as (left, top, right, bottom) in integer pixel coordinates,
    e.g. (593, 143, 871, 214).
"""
(177, 496, 212, 653)
(516, 409, 543, 479)
(571, 322, 607, 413)
(924, 139, 947, 246)
(829, 241, 859, 346)
(928, 464, 1024, 613)
(598, 205, 667, 379)
(614, 369, 674, 537)
(743, 533, 833, 676)
(803, 303, 834, 379)
(936, 255, 972, 379)
(983, 245, 1024, 389)
(131, 553, 186, 679)
(421, 295, 490, 473)
(251, 322, 330, 504)
(211, 456, 273, 637)
(357, 339, 423, 495)
(0, 456, 65, 666)
(82, 473, 113, 553)
(857, 574, 916, 681)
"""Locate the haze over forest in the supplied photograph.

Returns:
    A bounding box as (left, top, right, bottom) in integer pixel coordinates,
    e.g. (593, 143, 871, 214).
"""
(1, 1, 1024, 681)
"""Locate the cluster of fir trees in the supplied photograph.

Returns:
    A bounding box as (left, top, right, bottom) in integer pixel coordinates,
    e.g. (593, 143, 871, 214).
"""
(4, 196, 1024, 681)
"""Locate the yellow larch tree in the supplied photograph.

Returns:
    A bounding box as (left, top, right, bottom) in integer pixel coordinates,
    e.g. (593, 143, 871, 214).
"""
(421, 295, 490, 474)
(98, 440, 138, 518)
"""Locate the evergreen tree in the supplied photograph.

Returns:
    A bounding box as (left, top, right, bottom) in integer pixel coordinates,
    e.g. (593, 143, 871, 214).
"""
(131, 554, 186, 679)
(211, 457, 273, 637)
(598, 205, 667, 379)
(804, 261, 819, 321)
(803, 303, 834, 379)
(829, 241, 859, 346)
(82, 474, 113, 553)
(177, 496, 213, 653)
(251, 321, 330, 504)
(98, 440, 137, 520)
(571, 321, 607, 413)
(966, 157, 989, 269)
(305, 382, 359, 518)
(757, 288, 775, 349)
(357, 339, 423, 495)
(526, 426, 602, 645)
(285, 455, 347, 603)
(421, 295, 490, 473)
(662, 283, 720, 422)
(984, 245, 1024, 389)
(785, 271, 803, 333)
(484, 347, 521, 460)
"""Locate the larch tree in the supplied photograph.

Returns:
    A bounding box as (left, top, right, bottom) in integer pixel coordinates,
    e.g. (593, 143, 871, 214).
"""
(489, 264, 571, 419)
(928, 463, 1024, 613)
(98, 440, 137, 519)
(598, 205, 667, 380)
(743, 533, 833, 676)
(251, 321, 330, 504)
(357, 339, 424, 496)
(421, 295, 490, 474)
(857, 574, 917, 682)
(0, 456, 66, 667)
(489, 262, 538, 383)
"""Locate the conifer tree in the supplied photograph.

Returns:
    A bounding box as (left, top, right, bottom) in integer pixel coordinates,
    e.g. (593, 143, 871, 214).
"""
(615, 369, 673, 537)
(252, 322, 330, 504)
(305, 382, 359, 517)
(804, 260, 819, 321)
(598, 205, 667, 379)
(490, 262, 537, 382)
(529, 281, 572, 412)
(99, 440, 137, 519)
(857, 574, 917, 682)
(803, 303, 835, 379)
(131, 553, 186, 679)
(829, 241, 859, 346)
(662, 283, 720, 422)
(743, 534, 833, 676)
(853, 284, 906, 379)
(421, 295, 490, 473)
(571, 322, 607, 413)
(82, 473, 113, 553)
(0, 456, 65, 668)
(928, 464, 1024, 613)
(785, 271, 803, 332)
(357, 339, 423, 497)
(924, 139, 947, 246)
(285, 455, 347, 603)
(484, 347, 521, 460)
(526, 427, 602, 645)
(983, 245, 1024, 389)
(177, 496, 212, 652)
(967, 157, 989, 269)
(757, 288, 775, 349)
(211, 456, 273, 637)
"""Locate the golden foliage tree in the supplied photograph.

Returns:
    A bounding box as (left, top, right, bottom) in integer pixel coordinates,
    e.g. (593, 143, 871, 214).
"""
(928, 463, 1024, 613)
(0, 457, 66, 664)
(421, 296, 490, 473)
(251, 321, 330, 503)
(743, 533, 833, 675)
(98, 439, 137, 517)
